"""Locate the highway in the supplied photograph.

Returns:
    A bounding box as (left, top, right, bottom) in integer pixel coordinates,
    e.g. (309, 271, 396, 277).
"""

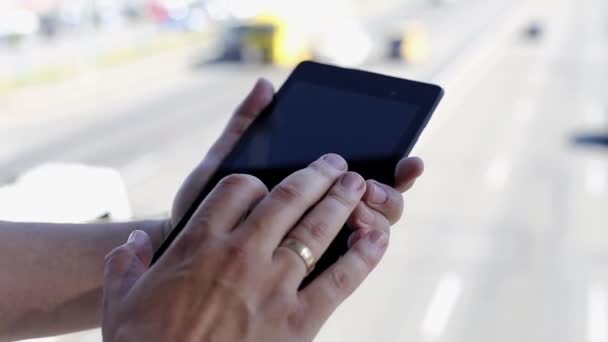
(320, 0, 608, 341)
(1, 0, 607, 340)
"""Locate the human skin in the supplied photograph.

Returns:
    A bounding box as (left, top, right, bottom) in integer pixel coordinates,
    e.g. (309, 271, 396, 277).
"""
(0, 79, 423, 341)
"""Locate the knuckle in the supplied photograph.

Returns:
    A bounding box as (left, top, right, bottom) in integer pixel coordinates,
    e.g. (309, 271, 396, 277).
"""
(368, 186, 404, 223)
(220, 174, 268, 196)
(298, 216, 329, 241)
(104, 245, 129, 263)
(361, 252, 378, 270)
(172, 235, 198, 261)
(246, 213, 267, 233)
(355, 244, 381, 270)
(104, 246, 134, 273)
(328, 188, 358, 209)
(249, 177, 269, 196)
(221, 241, 255, 276)
(272, 182, 303, 203)
(225, 242, 249, 261)
(220, 173, 252, 188)
(329, 268, 353, 293)
(351, 205, 375, 228)
(177, 215, 219, 258)
(187, 209, 215, 234)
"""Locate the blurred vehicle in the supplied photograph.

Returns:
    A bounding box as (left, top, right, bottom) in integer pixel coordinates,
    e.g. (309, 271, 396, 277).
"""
(214, 13, 310, 66)
(388, 22, 432, 64)
(212, 0, 372, 67)
(122, 0, 149, 21)
(524, 21, 544, 40)
(44, 1, 88, 35)
(93, 0, 128, 29)
(38, 11, 61, 38)
(0, 164, 132, 223)
(148, 0, 210, 31)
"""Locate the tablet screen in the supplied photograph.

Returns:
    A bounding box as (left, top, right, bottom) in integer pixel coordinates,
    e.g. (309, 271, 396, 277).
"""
(223, 81, 420, 173)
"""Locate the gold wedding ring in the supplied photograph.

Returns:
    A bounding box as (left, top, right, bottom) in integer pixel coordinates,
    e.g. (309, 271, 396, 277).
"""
(280, 238, 316, 273)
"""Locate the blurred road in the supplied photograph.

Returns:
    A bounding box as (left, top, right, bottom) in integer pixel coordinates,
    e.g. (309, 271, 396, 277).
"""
(0, 23, 160, 83)
(320, 0, 608, 341)
(1, 0, 607, 341)
(0, 0, 522, 217)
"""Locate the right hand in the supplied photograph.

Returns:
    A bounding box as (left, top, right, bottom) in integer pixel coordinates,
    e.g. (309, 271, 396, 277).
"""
(102, 154, 390, 342)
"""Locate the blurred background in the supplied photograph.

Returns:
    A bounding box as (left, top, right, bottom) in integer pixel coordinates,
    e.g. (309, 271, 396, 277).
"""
(0, 0, 606, 341)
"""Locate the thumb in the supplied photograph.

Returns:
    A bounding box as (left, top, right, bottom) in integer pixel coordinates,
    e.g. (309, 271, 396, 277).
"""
(103, 230, 153, 305)
(171, 78, 274, 221)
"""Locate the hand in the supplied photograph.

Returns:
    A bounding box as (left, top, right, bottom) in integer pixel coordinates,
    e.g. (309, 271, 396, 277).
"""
(103, 155, 389, 342)
(169, 79, 274, 230)
(169, 78, 424, 241)
(346, 157, 424, 246)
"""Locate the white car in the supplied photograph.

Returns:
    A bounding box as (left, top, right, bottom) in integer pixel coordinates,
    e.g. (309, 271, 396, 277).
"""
(0, 163, 132, 223)
(0, 7, 40, 41)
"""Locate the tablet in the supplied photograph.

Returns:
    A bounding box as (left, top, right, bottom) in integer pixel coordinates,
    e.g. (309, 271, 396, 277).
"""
(152, 61, 444, 287)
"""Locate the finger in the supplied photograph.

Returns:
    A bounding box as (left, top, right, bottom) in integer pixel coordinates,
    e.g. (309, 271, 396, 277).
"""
(275, 172, 366, 282)
(361, 180, 404, 225)
(345, 202, 391, 246)
(175, 174, 267, 246)
(212, 78, 275, 157)
(172, 78, 274, 219)
(394, 156, 424, 192)
(239, 154, 348, 251)
(299, 230, 389, 329)
(103, 230, 153, 309)
(346, 227, 369, 248)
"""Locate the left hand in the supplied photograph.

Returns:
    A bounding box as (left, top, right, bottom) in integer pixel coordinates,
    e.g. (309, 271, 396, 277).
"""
(169, 78, 424, 242)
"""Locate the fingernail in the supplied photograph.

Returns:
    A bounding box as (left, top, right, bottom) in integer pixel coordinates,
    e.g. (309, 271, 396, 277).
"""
(323, 153, 347, 170)
(128, 230, 138, 242)
(341, 172, 364, 190)
(367, 230, 388, 247)
(369, 182, 388, 204)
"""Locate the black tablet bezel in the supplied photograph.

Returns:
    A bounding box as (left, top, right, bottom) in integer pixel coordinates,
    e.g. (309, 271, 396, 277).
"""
(280, 61, 444, 161)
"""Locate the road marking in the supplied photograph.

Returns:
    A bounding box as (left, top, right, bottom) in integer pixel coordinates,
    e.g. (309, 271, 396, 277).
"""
(585, 160, 607, 196)
(583, 101, 606, 127)
(485, 157, 511, 191)
(588, 284, 607, 342)
(421, 273, 463, 340)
